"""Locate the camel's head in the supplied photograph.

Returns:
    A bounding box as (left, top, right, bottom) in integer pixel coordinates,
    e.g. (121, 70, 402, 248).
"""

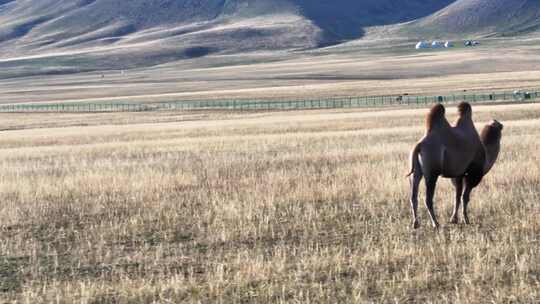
(481, 120, 503, 146)
(490, 119, 504, 131)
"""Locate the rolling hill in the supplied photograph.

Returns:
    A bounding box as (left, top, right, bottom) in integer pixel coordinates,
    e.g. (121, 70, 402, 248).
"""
(0, 0, 308, 56)
(398, 0, 540, 38)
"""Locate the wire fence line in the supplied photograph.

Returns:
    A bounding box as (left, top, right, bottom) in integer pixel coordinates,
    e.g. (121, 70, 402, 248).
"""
(0, 89, 539, 113)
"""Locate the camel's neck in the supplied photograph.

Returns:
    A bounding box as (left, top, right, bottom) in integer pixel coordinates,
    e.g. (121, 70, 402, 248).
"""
(483, 140, 501, 175)
(481, 124, 503, 175)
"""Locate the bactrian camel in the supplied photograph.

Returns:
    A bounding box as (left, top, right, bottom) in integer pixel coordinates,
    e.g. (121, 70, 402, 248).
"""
(407, 102, 503, 229)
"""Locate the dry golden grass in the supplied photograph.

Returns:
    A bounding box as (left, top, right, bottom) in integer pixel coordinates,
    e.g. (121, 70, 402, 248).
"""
(0, 103, 538, 303)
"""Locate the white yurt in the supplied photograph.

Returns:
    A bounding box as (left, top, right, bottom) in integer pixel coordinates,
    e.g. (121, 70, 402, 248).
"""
(415, 41, 429, 49)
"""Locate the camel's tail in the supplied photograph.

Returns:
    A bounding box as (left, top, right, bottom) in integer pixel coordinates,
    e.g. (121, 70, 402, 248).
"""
(406, 143, 421, 177)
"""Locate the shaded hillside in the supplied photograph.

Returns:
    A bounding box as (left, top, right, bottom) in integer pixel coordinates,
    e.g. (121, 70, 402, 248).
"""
(292, 0, 455, 42)
(401, 0, 540, 37)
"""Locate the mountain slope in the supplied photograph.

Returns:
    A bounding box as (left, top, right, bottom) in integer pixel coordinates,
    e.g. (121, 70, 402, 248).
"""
(400, 0, 540, 37)
(1, 0, 539, 60)
(0, 0, 306, 58)
(2, 0, 539, 75)
(0, 0, 455, 59)
(286, 0, 456, 42)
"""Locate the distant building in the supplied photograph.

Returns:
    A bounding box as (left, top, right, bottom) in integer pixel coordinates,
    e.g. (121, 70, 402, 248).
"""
(431, 41, 444, 48)
(464, 40, 480, 47)
(415, 41, 430, 49)
(415, 40, 455, 50)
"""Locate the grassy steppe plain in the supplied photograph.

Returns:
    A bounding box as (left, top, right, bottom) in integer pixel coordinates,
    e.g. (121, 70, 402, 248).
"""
(0, 103, 538, 303)
(2, 38, 540, 104)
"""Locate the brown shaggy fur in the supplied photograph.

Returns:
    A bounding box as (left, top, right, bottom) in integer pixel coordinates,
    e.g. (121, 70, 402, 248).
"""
(481, 123, 502, 145)
(426, 103, 446, 132)
(458, 102, 472, 117)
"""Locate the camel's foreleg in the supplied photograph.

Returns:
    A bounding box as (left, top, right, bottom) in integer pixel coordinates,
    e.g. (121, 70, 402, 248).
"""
(450, 177, 464, 224)
(424, 175, 440, 229)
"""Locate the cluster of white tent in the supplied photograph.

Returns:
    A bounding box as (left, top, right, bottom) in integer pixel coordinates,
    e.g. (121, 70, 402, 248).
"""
(415, 41, 454, 49)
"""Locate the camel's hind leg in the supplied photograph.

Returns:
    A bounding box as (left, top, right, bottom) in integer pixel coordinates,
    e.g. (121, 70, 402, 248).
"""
(424, 175, 440, 229)
(409, 169, 422, 229)
(450, 177, 464, 224)
(462, 173, 482, 225)
(462, 184, 473, 225)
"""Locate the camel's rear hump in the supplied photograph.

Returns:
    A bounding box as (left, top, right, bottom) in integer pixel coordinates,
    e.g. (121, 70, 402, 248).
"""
(458, 102, 472, 117)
